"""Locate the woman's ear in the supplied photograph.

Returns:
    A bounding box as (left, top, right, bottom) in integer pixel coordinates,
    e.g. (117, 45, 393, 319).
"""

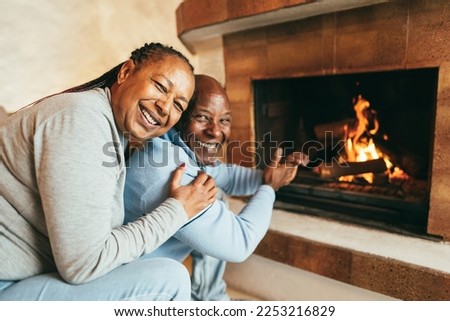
(117, 59, 135, 85)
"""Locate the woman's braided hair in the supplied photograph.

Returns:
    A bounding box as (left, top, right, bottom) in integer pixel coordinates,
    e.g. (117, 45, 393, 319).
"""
(21, 43, 193, 109)
(64, 42, 193, 93)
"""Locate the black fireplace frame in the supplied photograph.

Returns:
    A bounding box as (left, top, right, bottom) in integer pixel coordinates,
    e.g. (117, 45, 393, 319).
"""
(253, 68, 439, 238)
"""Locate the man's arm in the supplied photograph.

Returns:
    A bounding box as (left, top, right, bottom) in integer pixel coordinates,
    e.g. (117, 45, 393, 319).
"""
(211, 164, 263, 197)
(172, 184, 275, 262)
(125, 140, 275, 262)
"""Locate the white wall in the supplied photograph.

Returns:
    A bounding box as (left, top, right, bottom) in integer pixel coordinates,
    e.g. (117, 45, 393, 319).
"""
(0, 0, 202, 113)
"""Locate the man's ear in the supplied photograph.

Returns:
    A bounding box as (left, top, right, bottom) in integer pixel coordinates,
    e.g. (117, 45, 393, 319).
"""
(117, 59, 135, 85)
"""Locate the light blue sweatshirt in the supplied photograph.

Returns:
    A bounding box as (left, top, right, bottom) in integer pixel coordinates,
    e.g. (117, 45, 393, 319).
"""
(124, 128, 276, 262)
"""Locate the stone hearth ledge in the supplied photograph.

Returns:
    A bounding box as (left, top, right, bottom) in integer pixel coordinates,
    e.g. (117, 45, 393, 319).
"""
(228, 197, 450, 300)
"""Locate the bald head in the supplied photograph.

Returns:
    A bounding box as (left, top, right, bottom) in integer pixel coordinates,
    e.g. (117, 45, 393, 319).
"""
(194, 74, 227, 105)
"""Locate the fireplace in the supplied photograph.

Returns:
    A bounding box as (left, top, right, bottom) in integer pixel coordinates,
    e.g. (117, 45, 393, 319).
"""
(177, 0, 450, 299)
(172, 0, 450, 240)
(253, 68, 438, 237)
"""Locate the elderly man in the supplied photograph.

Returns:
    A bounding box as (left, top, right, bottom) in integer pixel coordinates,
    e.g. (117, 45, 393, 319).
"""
(124, 74, 306, 300)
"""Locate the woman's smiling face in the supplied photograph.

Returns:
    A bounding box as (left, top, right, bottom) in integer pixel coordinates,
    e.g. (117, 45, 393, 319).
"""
(111, 55, 195, 141)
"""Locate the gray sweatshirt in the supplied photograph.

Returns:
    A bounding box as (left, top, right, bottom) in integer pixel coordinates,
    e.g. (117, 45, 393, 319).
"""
(0, 88, 188, 284)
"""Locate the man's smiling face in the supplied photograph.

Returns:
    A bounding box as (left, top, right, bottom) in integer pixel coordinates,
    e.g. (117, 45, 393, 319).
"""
(181, 75, 232, 166)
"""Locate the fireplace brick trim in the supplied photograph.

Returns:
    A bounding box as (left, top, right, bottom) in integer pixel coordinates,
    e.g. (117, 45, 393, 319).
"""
(255, 228, 450, 300)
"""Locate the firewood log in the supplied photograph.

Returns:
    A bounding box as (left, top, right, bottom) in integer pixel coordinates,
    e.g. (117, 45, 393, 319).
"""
(318, 158, 387, 179)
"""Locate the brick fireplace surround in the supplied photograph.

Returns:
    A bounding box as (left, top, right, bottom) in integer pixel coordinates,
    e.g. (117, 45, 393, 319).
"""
(177, 0, 450, 300)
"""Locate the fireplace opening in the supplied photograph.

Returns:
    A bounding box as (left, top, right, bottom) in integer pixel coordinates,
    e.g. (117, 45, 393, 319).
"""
(253, 68, 438, 238)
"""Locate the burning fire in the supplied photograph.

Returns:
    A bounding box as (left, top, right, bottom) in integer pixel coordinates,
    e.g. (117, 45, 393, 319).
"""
(339, 95, 409, 184)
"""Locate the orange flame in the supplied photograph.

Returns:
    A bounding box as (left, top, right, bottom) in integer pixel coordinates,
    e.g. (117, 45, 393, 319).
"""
(340, 95, 409, 183)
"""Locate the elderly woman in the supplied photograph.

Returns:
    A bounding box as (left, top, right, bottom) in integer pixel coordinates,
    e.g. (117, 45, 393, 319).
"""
(0, 43, 216, 300)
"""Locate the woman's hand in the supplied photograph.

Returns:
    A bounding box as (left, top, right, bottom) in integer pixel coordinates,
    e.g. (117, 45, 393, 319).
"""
(169, 164, 218, 219)
(263, 148, 300, 191)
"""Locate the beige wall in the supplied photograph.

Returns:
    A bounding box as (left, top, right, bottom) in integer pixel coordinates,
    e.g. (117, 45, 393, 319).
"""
(0, 0, 203, 113)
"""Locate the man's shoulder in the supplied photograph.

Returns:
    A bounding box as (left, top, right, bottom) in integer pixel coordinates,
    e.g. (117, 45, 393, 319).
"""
(207, 162, 241, 175)
(129, 137, 198, 177)
(141, 137, 191, 163)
